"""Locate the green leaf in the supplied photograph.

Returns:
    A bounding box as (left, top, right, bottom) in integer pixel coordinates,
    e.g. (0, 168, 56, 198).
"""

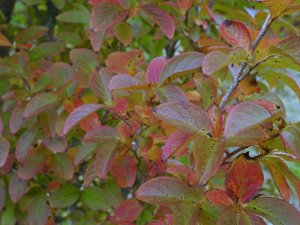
(49, 184, 80, 208)
(49, 153, 74, 180)
(247, 197, 300, 225)
(29, 42, 64, 61)
(81, 186, 111, 211)
(172, 202, 200, 225)
(56, 10, 89, 23)
(28, 192, 49, 225)
(0, 178, 6, 210)
(52, 0, 65, 9)
(24, 92, 58, 118)
(1, 204, 16, 225)
(15, 26, 48, 44)
(159, 52, 204, 85)
(113, 22, 132, 45)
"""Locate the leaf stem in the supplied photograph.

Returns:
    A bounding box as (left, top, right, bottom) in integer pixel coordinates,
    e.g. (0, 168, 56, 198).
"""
(218, 14, 272, 110)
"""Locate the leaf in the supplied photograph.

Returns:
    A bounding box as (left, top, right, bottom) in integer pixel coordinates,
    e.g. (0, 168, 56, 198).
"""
(220, 20, 252, 52)
(155, 84, 188, 103)
(15, 26, 48, 44)
(0, 33, 12, 47)
(52, 0, 65, 9)
(63, 103, 103, 135)
(49, 153, 74, 180)
(75, 142, 98, 165)
(70, 48, 99, 77)
(15, 127, 38, 162)
(111, 155, 136, 188)
(192, 137, 225, 185)
(90, 29, 106, 52)
(9, 103, 26, 134)
(206, 189, 232, 206)
(29, 42, 64, 61)
(83, 126, 120, 143)
(155, 101, 214, 137)
(281, 122, 300, 158)
(89, 68, 113, 105)
(159, 52, 204, 84)
(194, 76, 217, 109)
(199, 201, 223, 225)
(94, 141, 117, 180)
(81, 186, 111, 211)
(90, 2, 128, 32)
(113, 22, 132, 45)
(28, 192, 49, 225)
(140, 4, 174, 39)
(224, 102, 278, 147)
(0, 137, 9, 168)
(24, 92, 58, 118)
(163, 129, 191, 160)
(9, 173, 28, 203)
(247, 197, 300, 225)
(102, 178, 123, 207)
(0, 178, 6, 210)
(275, 36, 300, 62)
(172, 202, 199, 225)
(178, 0, 194, 14)
(146, 57, 167, 84)
(108, 74, 148, 91)
(43, 135, 68, 153)
(225, 155, 264, 203)
(262, 158, 290, 201)
(49, 184, 80, 208)
(56, 10, 89, 23)
(51, 62, 76, 88)
(136, 176, 200, 204)
(18, 151, 46, 180)
(112, 199, 142, 223)
(262, 0, 293, 18)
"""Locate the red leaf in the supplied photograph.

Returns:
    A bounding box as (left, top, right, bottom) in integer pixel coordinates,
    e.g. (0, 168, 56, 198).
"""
(136, 176, 200, 204)
(0, 137, 9, 168)
(111, 156, 136, 188)
(112, 199, 142, 223)
(220, 20, 252, 52)
(140, 4, 175, 39)
(63, 104, 103, 135)
(163, 129, 191, 160)
(225, 155, 264, 203)
(206, 189, 232, 206)
(155, 101, 214, 137)
(146, 57, 167, 84)
(9, 173, 28, 203)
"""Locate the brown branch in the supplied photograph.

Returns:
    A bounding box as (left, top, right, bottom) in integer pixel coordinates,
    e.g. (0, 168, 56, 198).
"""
(218, 14, 273, 110)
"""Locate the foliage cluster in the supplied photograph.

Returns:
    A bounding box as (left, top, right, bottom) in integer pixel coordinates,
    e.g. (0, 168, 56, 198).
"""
(0, 0, 300, 224)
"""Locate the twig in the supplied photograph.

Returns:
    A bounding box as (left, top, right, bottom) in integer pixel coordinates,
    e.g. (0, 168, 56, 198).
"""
(218, 14, 273, 110)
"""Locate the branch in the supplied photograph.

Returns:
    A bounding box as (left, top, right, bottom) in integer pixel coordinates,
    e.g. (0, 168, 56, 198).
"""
(218, 14, 273, 110)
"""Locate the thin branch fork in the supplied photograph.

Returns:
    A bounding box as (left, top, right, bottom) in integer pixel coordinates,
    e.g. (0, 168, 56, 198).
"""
(218, 14, 272, 110)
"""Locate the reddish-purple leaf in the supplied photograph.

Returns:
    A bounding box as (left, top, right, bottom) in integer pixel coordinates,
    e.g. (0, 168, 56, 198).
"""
(63, 103, 103, 135)
(9, 103, 26, 134)
(111, 156, 136, 188)
(112, 199, 142, 223)
(225, 155, 264, 203)
(23, 93, 58, 118)
(0, 117, 3, 135)
(159, 52, 204, 84)
(155, 101, 214, 137)
(136, 176, 200, 204)
(202, 51, 227, 75)
(193, 137, 225, 185)
(90, 29, 105, 52)
(140, 4, 175, 39)
(94, 142, 117, 181)
(281, 122, 300, 158)
(18, 151, 47, 180)
(15, 127, 38, 162)
(247, 197, 300, 225)
(89, 68, 113, 105)
(0, 137, 9, 168)
(220, 20, 252, 52)
(146, 57, 167, 84)
(224, 102, 275, 147)
(163, 129, 191, 160)
(90, 2, 128, 32)
(9, 173, 28, 203)
(43, 136, 68, 153)
(206, 189, 232, 206)
(83, 126, 120, 143)
(178, 0, 194, 14)
(158, 84, 188, 103)
(108, 74, 148, 91)
(84, 162, 98, 187)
